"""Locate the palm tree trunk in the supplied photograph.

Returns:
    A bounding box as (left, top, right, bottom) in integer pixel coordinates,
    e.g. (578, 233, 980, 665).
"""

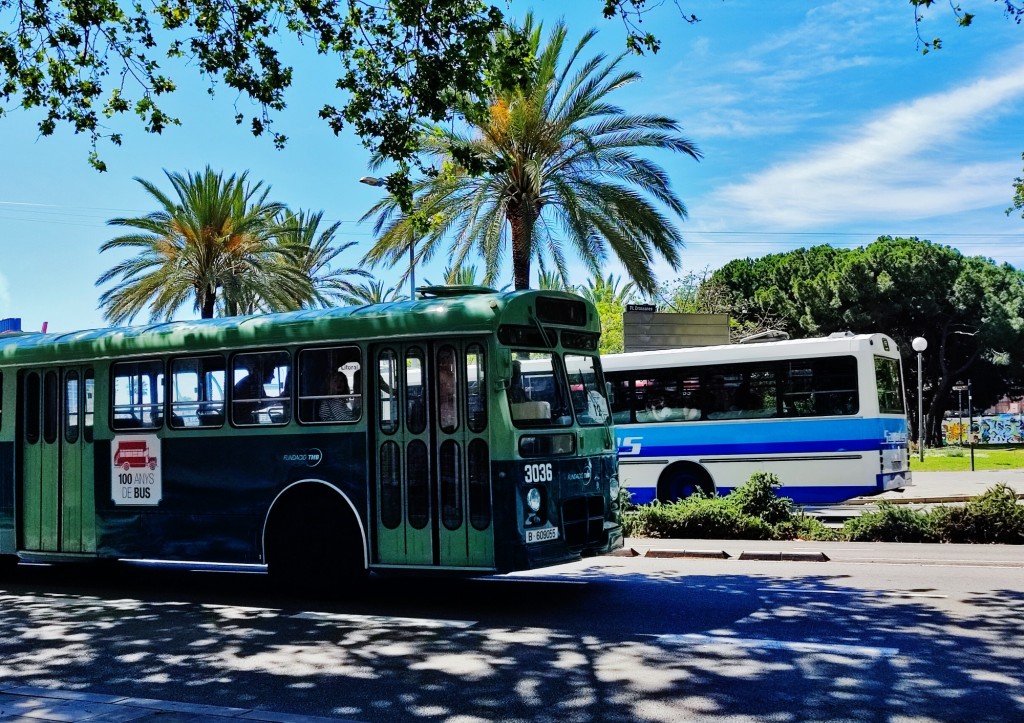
(199, 286, 216, 319)
(508, 203, 535, 290)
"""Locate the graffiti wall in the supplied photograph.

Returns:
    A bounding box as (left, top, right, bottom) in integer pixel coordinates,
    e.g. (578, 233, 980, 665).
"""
(942, 415, 1024, 445)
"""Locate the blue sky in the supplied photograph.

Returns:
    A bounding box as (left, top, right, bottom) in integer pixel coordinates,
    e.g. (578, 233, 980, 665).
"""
(1, 0, 1022, 333)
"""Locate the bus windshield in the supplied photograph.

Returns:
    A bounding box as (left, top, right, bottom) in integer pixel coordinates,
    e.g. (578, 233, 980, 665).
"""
(507, 351, 572, 427)
(564, 354, 610, 426)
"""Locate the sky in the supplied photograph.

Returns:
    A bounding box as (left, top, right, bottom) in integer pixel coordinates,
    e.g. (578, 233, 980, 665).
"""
(1, 0, 1022, 333)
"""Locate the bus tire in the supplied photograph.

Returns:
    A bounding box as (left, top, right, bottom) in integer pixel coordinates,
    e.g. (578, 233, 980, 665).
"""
(658, 465, 713, 503)
(0, 554, 18, 577)
(265, 484, 366, 594)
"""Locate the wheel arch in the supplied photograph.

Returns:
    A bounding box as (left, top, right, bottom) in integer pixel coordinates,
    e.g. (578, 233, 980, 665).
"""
(261, 479, 368, 570)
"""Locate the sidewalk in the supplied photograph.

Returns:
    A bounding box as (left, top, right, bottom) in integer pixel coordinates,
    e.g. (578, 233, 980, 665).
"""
(854, 468, 1024, 504)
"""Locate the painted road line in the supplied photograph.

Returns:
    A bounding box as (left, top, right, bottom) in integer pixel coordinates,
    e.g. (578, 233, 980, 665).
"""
(292, 611, 476, 629)
(756, 587, 947, 599)
(652, 633, 899, 658)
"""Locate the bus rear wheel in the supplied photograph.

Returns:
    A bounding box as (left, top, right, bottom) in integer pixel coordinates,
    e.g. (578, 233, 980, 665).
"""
(265, 487, 365, 594)
(658, 468, 713, 503)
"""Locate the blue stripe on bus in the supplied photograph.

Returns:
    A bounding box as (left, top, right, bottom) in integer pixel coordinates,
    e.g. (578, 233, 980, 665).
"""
(628, 485, 880, 506)
(618, 417, 908, 458)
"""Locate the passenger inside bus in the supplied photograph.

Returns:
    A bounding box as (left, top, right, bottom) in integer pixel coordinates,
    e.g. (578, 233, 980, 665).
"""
(319, 371, 353, 422)
(508, 361, 528, 403)
(234, 352, 294, 424)
(637, 392, 700, 423)
(438, 353, 457, 431)
(232, 360, 273, 422)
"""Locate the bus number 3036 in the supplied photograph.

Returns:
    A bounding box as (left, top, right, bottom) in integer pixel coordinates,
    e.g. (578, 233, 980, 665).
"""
(524, 463, 553, 484)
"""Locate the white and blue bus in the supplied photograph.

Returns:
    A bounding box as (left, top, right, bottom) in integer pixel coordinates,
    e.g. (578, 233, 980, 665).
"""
(602, 333, 912, 505)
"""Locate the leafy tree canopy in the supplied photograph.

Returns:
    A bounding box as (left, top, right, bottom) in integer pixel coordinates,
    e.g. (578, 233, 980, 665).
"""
(911, 0, 1022, 53)
(1010, 152, 1024, 218)
(651, 269, 786, 342)
(710, 236, 1024, 444)
(0, 0, 697, 204)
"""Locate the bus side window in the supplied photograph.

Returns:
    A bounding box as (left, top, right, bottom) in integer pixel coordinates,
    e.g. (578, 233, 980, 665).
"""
(466, 345, 486, 433)
(406, 348, 426, 434)
(231, 351, 291, 426)
(111, 360, 164, 430)
(83, 369, 95, 442)
(608, 376, 632, 424)
(437, 346, 458, 433)
(378, 349, 399, 434)
(171, 356, 225, 428)
(298, 346, 361, 425)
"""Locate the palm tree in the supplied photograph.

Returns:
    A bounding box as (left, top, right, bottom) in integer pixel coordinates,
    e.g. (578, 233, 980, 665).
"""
(97, 167, 310, 323)
(338, 279, 402, 306)
(362, 16, 701, 294)
(273, 210, 372, 307)
(537, 263, 571, 292)
(577, 272, 637, 307)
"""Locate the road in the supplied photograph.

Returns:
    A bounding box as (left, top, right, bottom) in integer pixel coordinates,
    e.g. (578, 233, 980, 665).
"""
(0, 541, 1022, 722)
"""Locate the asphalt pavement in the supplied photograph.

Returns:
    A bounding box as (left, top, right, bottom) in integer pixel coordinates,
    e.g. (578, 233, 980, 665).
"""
(2, 468, 1021, 722)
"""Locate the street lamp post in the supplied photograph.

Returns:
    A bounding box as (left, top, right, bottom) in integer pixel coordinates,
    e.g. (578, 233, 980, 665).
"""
(912, 337, 928, 463)
(967, 379, 975, 472)
(360, 176, 415, 301)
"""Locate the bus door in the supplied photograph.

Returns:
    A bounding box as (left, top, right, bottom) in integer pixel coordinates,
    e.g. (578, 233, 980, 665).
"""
(372, 343, 432, 566)
(435, 342, 493, 568)
(370, 341, 493, 569)
(19, 367, 95, 553)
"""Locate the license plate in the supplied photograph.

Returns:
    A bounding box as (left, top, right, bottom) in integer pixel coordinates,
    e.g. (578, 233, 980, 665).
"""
(526, 526, 559, 544)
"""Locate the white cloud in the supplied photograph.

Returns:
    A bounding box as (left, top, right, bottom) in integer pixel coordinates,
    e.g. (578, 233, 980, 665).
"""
(704, 64, 1024, 229)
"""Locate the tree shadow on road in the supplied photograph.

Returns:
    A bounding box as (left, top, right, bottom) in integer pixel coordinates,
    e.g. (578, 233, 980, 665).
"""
(0, 561, 1020, 722)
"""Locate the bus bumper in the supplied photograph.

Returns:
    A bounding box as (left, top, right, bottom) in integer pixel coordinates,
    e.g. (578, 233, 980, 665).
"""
(511, 522, 624, 570)
(879, 471, 912, 491)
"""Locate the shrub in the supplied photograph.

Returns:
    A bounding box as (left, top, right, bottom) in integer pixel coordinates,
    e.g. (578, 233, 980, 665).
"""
(775, 514, 842, 541)
(727, 472, 795, 525)
(623, 495, 775, 540)
(932, 484, 1024, 544)
(842, 502, 936, 542)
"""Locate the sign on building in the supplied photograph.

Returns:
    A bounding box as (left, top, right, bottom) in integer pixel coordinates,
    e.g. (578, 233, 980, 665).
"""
(623, 309, 730, 352)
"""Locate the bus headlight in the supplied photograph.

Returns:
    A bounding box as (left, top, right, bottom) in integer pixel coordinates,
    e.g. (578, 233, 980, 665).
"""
(609, 475, 620, 497)
(526, 487, 542, 512)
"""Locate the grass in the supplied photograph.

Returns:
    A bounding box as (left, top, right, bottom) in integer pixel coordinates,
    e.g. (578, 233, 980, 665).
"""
(911, 445, 1024, 472)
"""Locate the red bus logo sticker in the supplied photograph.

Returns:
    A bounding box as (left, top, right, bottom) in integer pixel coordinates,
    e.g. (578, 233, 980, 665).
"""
(111, 435, 162, 506)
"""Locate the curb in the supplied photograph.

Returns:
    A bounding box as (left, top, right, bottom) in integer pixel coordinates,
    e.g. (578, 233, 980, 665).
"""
(737, 551, 830, 562)
(847, 496, 969, 505)
(608, 547, 640, 557)
(644, 549, 730, 559)
(628, 549, 829, 562)
(846, 492, 1024, 505)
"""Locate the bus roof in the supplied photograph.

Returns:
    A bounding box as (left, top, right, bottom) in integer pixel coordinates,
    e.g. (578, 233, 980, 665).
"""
(0, 289, 594, 367)
(602, 333, 900, 372)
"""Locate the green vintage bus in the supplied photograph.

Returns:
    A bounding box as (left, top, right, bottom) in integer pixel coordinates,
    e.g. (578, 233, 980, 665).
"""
(0, 287, 622, 584)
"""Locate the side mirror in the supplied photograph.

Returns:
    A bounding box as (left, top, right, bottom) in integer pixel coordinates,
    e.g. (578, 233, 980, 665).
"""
(494, 348, 512, 392)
